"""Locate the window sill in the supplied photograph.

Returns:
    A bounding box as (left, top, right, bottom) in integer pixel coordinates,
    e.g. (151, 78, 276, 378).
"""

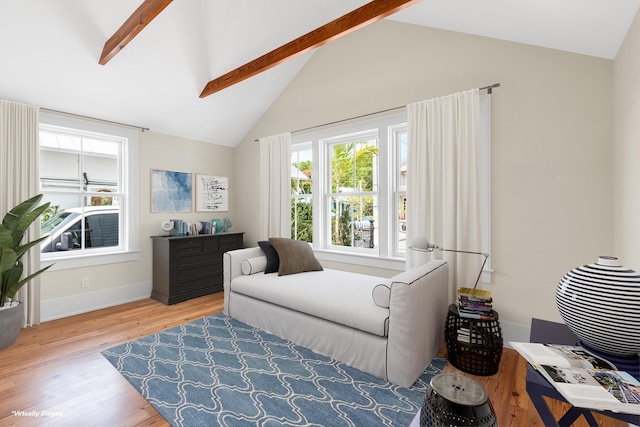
(41, 250, 140, 271)
(313, 249, 406, 272)
(313, 249, 494, 284)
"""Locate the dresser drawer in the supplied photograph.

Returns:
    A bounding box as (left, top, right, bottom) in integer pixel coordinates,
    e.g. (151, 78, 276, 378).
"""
(178, 252, 215, 268)
(218, 234, 242, 250)
(176, 238, 202, 255)
(178, 263, 221, 281)
(178, 274, 222, 294)
(202, 237, 219, 252)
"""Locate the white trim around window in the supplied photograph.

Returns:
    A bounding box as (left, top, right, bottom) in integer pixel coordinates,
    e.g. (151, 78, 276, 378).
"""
(292, 95, 492, 278)
(39, 111, 140, 271)
(293, 112, 407, 267)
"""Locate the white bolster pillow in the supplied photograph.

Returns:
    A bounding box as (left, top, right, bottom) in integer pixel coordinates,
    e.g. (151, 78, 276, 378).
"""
(372, 283, 391, 308)
(241, 256, 268, 275)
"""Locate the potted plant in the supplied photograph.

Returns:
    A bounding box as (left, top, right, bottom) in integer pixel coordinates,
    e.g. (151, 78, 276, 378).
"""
(0, 194, 52, 349)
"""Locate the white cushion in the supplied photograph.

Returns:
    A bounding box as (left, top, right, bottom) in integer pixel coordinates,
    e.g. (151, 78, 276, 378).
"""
(230, 269, 390, 337)
(241, 256, 267, 275)
(372, 283, 391, 308)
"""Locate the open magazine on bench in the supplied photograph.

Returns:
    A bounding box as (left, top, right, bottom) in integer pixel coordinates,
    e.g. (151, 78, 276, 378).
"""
(511, 342, 640, 414)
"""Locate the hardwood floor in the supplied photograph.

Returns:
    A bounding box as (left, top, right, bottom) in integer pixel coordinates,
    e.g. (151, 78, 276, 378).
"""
(0, 294, 627, 426)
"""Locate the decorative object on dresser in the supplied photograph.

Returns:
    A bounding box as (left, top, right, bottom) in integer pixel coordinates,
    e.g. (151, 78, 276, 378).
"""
(556, 256, 640, 357)
(151, 232, 243, 305)
(160, 220, 174, 234)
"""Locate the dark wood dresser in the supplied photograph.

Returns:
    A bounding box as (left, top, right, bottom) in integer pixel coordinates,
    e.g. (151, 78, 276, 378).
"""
(151, 232, 243, 305)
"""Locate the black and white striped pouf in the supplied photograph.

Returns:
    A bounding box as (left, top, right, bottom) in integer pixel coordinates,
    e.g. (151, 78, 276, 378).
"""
(556, 256, 640, 356)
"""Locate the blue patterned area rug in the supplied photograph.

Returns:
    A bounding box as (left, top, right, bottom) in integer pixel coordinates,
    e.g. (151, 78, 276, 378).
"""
(102, 313, 445, 427)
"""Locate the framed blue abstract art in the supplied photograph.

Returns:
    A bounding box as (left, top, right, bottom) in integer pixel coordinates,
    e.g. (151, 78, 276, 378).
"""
(151, 169, 192, 212)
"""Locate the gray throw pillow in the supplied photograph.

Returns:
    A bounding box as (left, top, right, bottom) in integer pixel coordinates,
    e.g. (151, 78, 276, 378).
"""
(269, 237, 323, 276)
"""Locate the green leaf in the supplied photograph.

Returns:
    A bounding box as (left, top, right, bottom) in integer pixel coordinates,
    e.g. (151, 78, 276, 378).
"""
(0, 247, 18, 300)
(14, 235, 49, 259)
(12, 202, 50, 247)
(0, 194, 54, 303)
(3, 261, 23, 294)
(0, 247, 17, 274)
(0, 226, 13, 248)
(5, 263, 53, 300)
(2, 194, 42, 232)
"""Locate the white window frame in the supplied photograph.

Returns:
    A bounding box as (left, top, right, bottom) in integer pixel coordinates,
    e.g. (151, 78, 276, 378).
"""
(291, 141, 313, 242)
(292, 95, 492, 276)
(293, 112, 407, 270)
(322, 129, 379, 255)
(39, 112, 139, 271)
(390, 124, 408, 258)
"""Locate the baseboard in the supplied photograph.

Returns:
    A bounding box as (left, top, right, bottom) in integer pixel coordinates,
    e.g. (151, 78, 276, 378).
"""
(40, 281, 152, 322)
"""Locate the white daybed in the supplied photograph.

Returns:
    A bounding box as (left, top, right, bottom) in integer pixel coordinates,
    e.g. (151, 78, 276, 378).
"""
(223, 243, 448, 387)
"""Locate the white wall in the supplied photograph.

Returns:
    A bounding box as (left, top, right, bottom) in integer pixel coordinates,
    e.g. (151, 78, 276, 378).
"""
(40, 131, 235, 320)
(234, 20, 614, 333)
(614, 11, 640, 270)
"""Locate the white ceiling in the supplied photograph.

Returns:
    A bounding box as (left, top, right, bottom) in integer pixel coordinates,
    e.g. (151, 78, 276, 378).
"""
(0, 0, 638, 147)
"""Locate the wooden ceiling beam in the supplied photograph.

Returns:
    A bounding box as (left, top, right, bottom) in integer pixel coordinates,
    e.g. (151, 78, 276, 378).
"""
(99, 0, 173, 65)
(199, 0, 421, 98)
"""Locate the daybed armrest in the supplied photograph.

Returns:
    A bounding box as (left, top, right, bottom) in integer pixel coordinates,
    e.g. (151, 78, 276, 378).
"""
(386, 260, 448, 387)
(223, 247, 264, 314)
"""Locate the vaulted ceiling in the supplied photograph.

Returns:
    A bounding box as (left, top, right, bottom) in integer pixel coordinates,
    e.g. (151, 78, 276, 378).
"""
(0, 0, 638, 147)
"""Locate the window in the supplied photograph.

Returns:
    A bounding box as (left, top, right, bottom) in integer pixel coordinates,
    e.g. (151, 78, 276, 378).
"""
(40, 207, 119, 252)
(326, 131, 378, 251)
(292, 94, 491, 273)
(291, 143, 313, 242)
(292, 113, 407, 265)
(391, 125, 408, 256)
(39, 112, 139, 270)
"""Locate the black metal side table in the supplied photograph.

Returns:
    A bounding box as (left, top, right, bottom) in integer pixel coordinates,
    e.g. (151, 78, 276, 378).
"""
(444, 304, 503, 376)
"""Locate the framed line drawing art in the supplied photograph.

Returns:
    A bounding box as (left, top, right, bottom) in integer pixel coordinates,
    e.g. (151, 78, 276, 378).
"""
(151, 169, 192, 212)
(195, 174, 228, 212)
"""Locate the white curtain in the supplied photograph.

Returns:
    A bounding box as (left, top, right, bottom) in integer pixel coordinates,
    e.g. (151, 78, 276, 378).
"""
(406, 89, 481, 303)
(0, 99, 41, 326)
(259, 133, 292, 240)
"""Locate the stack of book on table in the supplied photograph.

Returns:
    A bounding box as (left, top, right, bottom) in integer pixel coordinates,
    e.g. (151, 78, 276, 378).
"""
(456, 287, 495, 320)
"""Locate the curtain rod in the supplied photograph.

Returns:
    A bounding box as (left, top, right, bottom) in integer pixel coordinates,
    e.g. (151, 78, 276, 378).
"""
(254, 83, 500, 142)
(40, 108, 150, 132)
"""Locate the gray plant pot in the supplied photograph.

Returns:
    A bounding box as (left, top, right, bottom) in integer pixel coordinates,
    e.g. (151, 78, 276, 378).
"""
(0, 302, 24, 350)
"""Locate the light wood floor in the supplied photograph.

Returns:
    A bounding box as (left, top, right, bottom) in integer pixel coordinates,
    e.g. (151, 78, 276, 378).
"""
(0, 293, 627, 426)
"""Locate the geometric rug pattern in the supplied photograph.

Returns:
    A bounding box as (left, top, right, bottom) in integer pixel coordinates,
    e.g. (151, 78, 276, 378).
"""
(102, 313, 446, 426)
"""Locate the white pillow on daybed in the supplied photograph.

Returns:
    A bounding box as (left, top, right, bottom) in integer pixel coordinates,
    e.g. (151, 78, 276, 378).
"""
(241, 256, 268, 275)
(372, 283, 392, 308)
